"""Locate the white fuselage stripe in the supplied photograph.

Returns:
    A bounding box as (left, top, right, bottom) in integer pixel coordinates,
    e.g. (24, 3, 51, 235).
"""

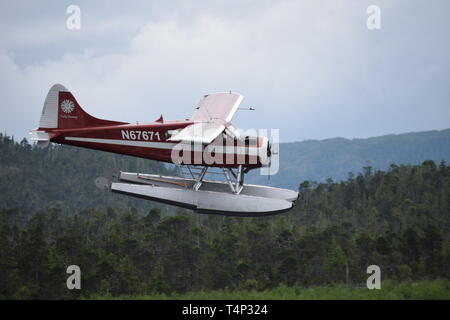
(65, 137, 177, 150)
(64, 137, 262, 156)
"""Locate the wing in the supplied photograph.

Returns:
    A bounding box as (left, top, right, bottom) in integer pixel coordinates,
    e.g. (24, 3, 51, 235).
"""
(191, 92, 243, 122)
(168, 92, 243, 144)
(168, 121, 225, 144)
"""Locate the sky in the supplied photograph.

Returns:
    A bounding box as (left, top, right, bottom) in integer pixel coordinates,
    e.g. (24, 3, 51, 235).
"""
(0, 0, 449, 143)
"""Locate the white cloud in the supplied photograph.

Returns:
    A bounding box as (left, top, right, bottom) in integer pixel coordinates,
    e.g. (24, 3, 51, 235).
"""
(0, 0, 449, 141)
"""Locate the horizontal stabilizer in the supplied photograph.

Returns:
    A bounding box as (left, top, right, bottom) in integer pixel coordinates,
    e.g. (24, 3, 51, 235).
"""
(29, 130, 50, 148)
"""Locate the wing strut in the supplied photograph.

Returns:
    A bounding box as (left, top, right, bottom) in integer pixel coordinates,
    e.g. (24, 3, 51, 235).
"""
(194, 167, 208, 191)
(184, 165, 244, 194)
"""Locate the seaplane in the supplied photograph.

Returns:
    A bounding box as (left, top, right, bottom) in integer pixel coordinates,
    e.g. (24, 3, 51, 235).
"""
(30, 84, 298, 216)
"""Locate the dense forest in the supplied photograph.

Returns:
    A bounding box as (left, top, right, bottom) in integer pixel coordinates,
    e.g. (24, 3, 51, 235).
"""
(0, 135, 449, 299)
(248, 128, 450, 188)
(0, 134, 174, 213)
(2, 130, 450, 211)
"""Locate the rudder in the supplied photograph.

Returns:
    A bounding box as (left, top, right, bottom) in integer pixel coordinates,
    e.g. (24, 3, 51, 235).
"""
(38, 83, 126, 130)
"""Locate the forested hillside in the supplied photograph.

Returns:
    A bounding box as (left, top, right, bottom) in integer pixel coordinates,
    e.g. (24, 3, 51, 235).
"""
(248, 129, 450, 188)
(1, 158, 449, 298)
(2, 129, 450, 212)
(0, 134, 173, 213)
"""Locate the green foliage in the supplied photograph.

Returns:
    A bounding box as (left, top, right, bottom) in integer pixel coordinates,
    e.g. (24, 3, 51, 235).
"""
(87, 280, 450, 300)
(248, 129, 450, 189)
(0, 134, 173, 213)
(0, 134, 449, 299)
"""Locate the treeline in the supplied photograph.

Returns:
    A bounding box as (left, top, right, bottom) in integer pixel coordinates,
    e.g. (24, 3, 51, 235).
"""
(249, 128, 450, 189)
(292, 161, 450, 236)
(0, 160, 449, 299)
(0, 134, 173, 213)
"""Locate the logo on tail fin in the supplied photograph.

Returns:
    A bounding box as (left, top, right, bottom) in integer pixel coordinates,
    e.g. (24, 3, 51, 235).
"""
(61, 99, 75, 113)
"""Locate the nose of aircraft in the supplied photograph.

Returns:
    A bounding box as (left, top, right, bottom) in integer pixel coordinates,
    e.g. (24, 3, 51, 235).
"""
(259, 136, 271, 166)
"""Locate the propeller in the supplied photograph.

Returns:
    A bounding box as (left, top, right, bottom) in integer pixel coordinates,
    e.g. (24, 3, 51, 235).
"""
(94, 177, 111, 190)
(267, 140, 272, 182)
(266, 138, 279, 183)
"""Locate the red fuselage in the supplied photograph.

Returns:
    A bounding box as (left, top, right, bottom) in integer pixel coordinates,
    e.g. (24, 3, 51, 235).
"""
(33, 85, 269, 169)
(45, 121, 266, 168)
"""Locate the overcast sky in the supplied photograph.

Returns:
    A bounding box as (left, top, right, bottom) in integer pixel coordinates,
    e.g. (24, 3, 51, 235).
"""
(1, 0, 449, 142)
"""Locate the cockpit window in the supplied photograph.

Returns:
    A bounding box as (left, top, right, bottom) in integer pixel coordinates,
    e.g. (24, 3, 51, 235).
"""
(165, 129, 179, 139)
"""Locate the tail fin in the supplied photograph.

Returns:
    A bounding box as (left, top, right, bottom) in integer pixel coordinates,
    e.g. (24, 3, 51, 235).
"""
(38, 83, 126, 130)
(31, 84, 126, 147)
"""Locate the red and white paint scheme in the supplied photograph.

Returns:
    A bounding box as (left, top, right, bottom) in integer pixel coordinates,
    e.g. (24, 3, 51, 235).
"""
(31, 84, 270, 168)
(30, 84, 297, 216)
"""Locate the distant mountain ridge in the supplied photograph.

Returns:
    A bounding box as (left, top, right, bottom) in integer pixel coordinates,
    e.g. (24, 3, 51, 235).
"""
(1, 129, 449, 212)
(248, 129, 450, 189)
